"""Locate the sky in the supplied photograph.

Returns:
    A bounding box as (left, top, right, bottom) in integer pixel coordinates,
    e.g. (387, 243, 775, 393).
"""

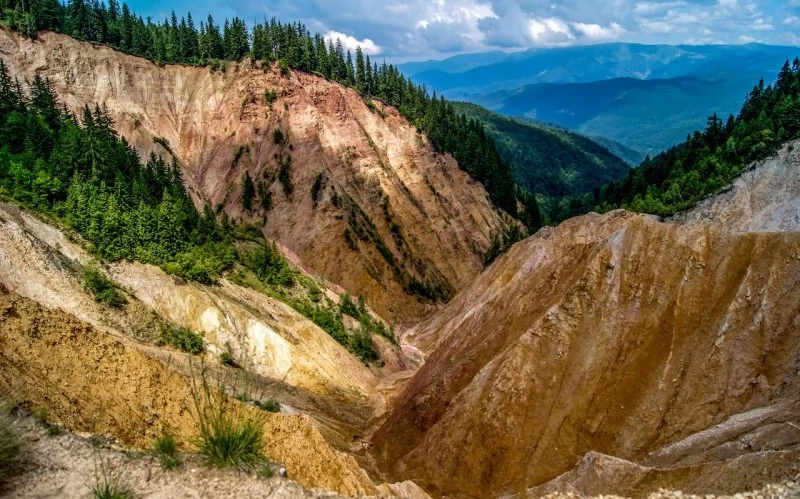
(124, 0, 800, 61)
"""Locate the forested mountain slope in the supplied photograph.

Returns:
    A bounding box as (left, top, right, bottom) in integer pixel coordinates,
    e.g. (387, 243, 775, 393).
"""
(478, 71, 767, 156)
(451, 102, 631, 197)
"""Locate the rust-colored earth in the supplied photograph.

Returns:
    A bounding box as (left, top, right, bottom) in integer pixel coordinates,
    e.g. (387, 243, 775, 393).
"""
(373, 205, 800, 497)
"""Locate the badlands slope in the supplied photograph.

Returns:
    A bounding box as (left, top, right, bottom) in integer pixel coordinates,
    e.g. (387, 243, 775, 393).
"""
(0, 28, 512, 323)
(372, 142, 800, 498)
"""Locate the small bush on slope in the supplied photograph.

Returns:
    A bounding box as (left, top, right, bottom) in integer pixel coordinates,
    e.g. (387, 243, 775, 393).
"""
(83, 267, 127, 308)
(156, 324, 205, 355)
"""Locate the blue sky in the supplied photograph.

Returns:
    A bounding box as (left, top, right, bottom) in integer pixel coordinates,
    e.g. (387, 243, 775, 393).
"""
(123, 0, 800, 61)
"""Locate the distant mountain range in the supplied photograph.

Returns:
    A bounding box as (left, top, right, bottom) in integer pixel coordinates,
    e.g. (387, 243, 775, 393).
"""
(403, 43, 800, 155)
(473, 70, 766, 156)
(401, 43, 800, 94)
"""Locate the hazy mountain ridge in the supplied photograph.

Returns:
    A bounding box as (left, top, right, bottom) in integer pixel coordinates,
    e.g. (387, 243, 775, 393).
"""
(479, 70, 767, 155)
(401, 43, 799, 155)
(401, 43, 799, 94)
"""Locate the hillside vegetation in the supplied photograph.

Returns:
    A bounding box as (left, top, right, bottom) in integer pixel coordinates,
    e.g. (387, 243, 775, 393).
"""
(0, 0, 540, 230)
(451, 102, 631, 198)
(547, 60, 800, 222)
(0, 63, 393, 362)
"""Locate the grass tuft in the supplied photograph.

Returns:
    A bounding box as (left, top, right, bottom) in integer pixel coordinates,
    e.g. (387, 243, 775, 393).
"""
(90, 476, 134, 499)
(190, 367, 266, 470)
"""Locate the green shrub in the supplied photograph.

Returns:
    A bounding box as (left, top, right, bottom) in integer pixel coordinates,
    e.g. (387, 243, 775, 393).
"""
(83, 267, 127, 308)
(278, 159, 293, 197)
(264, 89, 277, 106)
(255, 399, 281, 413)
(311, 173, 324, 206)
(272, 128, 284, 145)
(0, 401, 19, 485)
(32, 406, 62, 436)
(153, 434, 182, 470)
(245, 243, 294, 287)
(258, 182, 273, 211)
(220, 351, 236, 367)
(292, 300, 347, 345)
(32, 406, 49, 425)
(278, 58, 290, 77)
(349, 327, 379, 364)
(157, 324, 204, 355)
(233, 145, 249, 167)
(171, 242, 237, 285)
(406, 277, 449, 302)
(191, 370, 266, 470)
(242, 171, 255, 211)
(343, 228, 357, 251)
(339, 293, 359, 318)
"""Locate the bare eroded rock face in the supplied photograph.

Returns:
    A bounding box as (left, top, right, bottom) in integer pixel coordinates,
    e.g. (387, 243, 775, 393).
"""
(0, 28, 511, 323)
(372, 207, 800, 497)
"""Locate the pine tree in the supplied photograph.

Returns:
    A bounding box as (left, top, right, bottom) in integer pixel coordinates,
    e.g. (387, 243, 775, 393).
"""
(241, 171, 255, 211)
(355, 46, 365, 93)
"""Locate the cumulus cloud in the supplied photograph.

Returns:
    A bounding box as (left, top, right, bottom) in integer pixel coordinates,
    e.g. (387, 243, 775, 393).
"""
(324, 30, 382, 55)
(572, 22, 627, 40)
(528, 17, 574, 44)
(640, 19, 674, 34)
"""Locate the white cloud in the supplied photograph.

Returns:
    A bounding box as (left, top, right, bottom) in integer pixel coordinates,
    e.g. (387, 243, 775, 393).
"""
(640, 20, 674, 34)
(633, 1, 687, 15)
(752, 18, 773, 31)
(784, 16, 800, 26)
(528, 17, 574, 42)
(411, 0, 497, 52)
(324, 31, 382, 55)
(572, 22, 626, 40)
(738, 35, 755, 43)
